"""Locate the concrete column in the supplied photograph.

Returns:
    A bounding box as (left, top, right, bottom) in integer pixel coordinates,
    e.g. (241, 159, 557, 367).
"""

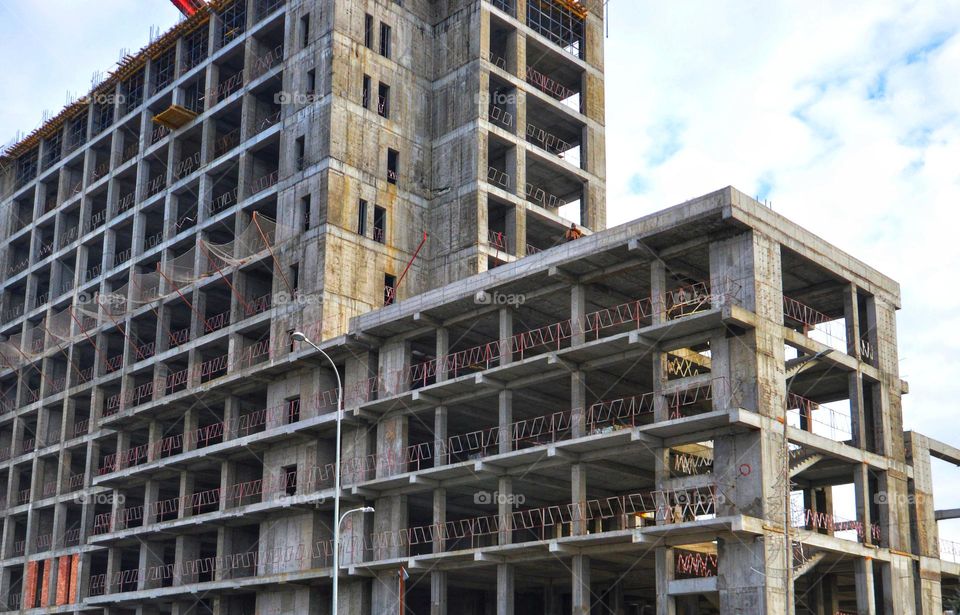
(105, 546, 120, 594)
(372, 570, 400, 615)
(499, 307, 513, 366)
(906, 433, 944, 613)
(821, 572, 840, 615)
(497, 563, 514, 615)
(216, 527, 233, 582)
(650, 261, 671, 421)
(853, 463, 872, 546)
(143, 480, 160, 525)
(506, 204, 526, 257)
(182, 408, 198, 452)
(571, 464, 586, 536)
(431, 570, 448, 615)
(843, 283, 862, 359)
(138, 542, 163, 590)
(499, 391, 512, 454)
(147, 420, 162, 462)
(223, 396, 239, 440)
(178, 472, 194, 519)
(220, 461, 237, 510)
(571, 555, 590, 615)
(436, 327, 449, 383)
(372, 495, 407, 560)
(49, 503, 66, 551)
(655, 549, 676, 615)
(571, 370, 587, 437)
(498, 477, 513, 546)
(854, 558, 875, 615)
(434, 406, 448, 467)
(115, 430, 130, 470)
(571, 283, 586, 345)
(849, 372, 868, 451)
(175, 535, 200, 585)
(709, 231, 790, 613)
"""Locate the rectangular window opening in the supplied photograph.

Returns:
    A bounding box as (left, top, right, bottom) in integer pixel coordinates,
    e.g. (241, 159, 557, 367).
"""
(358, 199, 368, 236)
(290, 264, 300, 293)
(364, 14, 374, 49)
(287, 395, 301, 424)
(378, 83, 390, 118)
(295, 136, 305, 171)
(282, 464, 298, 495)
(301, 195, 312, 231)
(300, 14, 310, 48)
(362, 75, 371, 109)
(384, 273, 396, 306)
(386, 149, 399, 184)
(380, 23, 392, 58)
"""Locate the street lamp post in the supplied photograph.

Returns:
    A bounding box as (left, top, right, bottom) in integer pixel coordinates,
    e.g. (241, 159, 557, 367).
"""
(783, 348, 832, 614)
(291, 331, 348, 614)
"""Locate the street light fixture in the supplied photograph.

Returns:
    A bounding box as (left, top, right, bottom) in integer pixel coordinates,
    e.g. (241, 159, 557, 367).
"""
(291, 331, 349, 614)
(783, 347, 832, 613)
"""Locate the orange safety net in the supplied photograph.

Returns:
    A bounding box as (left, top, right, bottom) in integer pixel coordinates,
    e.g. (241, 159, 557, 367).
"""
(24, 560, 38, 608)
(39, 559, 51, 607)
(57, 555, 70, 606)
(69, 554, 80, 604)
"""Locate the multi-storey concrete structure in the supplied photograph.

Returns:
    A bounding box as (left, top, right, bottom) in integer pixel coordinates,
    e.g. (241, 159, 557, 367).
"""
(0, 0, 958, 614)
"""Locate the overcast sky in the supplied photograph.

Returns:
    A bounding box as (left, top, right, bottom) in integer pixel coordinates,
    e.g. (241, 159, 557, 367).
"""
(1, 1, 959, 539)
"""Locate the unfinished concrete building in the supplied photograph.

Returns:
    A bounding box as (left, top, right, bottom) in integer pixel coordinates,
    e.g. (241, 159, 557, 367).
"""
(0, 0, 958, 614)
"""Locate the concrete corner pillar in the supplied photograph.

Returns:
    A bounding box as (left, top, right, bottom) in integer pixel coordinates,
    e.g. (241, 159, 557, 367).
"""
(571, 554, 590, 615)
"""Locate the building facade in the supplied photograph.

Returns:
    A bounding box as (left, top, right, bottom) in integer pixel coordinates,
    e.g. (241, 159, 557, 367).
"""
(0, 0, 957, 614)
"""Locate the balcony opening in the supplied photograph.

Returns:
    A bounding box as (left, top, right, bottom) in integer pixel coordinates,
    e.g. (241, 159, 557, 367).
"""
(487, 77, 517, 132)
(248, 140, 280, 195)
(286, 395, 301, 424)
(119, 118, 141, 164)
(282, 464, 298, 495)
(488, 12, 516, 71)
(526, 95, 584, 167)
(378, 82, 391, 118)
(252, 17, 285, 80)
(172, 127, 203, 182)
(373, 205, 386, 243)
(387, 148, 399, 184)
(300, 194, 312, 231)
(526, 37, 584, 112)
(384, 273, 396, 306)
(295, 135, 305, 171)
(209, 168, 240, 217)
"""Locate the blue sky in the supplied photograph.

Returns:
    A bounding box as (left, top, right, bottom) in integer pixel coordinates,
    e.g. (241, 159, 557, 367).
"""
(2, 1, 960, 539)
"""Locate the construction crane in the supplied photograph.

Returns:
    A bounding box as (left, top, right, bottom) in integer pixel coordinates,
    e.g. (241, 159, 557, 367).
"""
(170, 0, 205, 17)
